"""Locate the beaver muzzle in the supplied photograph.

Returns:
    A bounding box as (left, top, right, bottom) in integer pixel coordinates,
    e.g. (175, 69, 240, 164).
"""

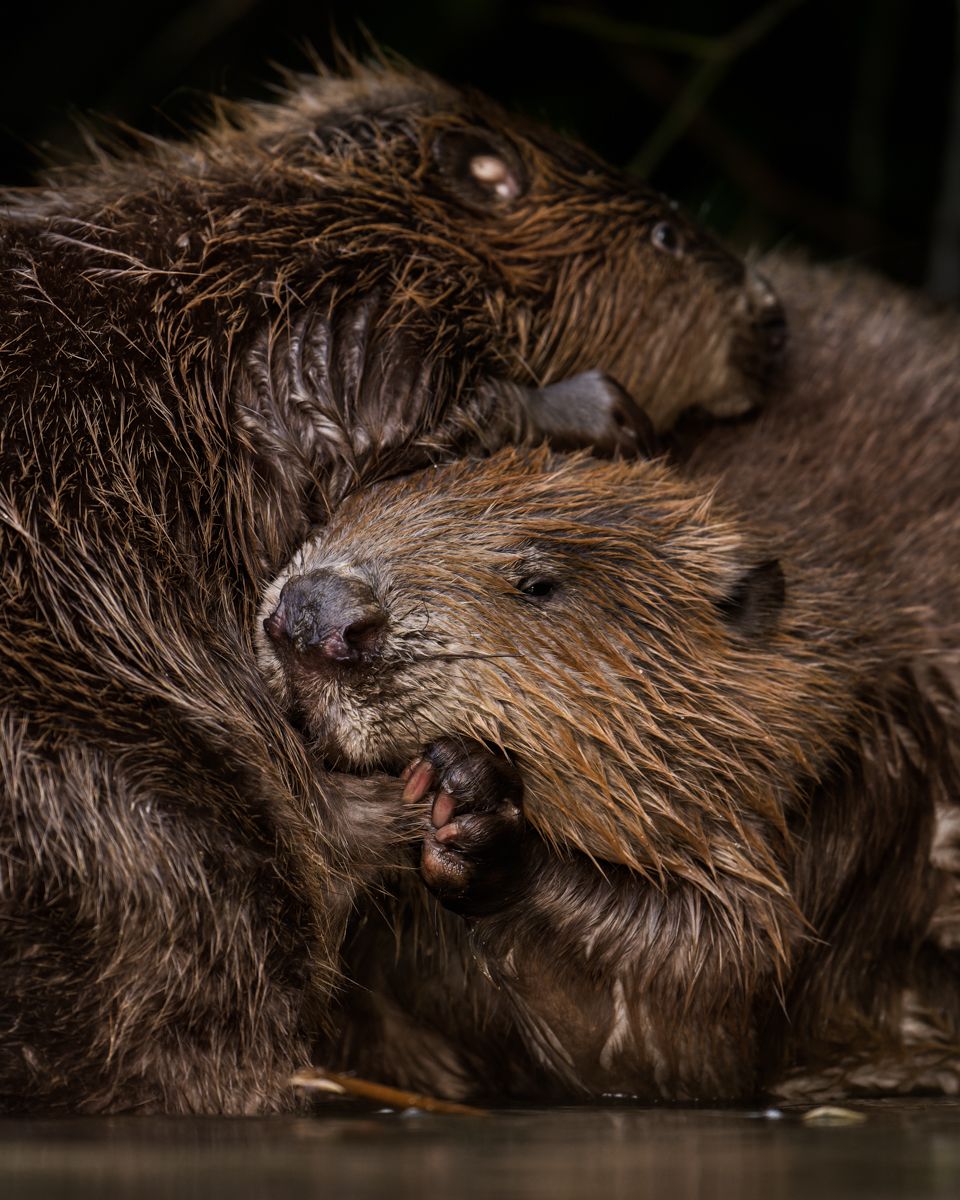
(739, 269, 788, 390)
(263, 570, 386, 666)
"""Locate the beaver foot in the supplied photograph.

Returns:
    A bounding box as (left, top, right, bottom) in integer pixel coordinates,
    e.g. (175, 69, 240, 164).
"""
(516, 371, 659, 459)
(401, 737, 526, 916)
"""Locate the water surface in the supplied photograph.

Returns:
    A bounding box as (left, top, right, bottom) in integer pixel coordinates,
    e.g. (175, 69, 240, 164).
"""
(2, 1100, 959, 1199)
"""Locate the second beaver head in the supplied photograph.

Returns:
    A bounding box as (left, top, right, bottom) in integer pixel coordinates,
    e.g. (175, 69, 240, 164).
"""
(257, 447, 863, 883)
(258, 64, 786, 429)
(57, 61, 785, 469)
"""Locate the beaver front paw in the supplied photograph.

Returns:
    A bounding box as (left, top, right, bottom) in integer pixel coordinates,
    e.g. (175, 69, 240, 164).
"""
(519, 371, 659, 459)
(401, 736, 525, 916)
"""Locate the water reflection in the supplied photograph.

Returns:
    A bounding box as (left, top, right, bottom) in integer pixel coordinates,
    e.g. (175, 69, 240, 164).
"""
(2, 1101, 959, 1200)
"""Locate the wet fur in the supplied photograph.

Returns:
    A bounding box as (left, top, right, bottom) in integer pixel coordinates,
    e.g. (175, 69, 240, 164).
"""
(267, 261, 960, 1102)
(0, 61, 772, 1113)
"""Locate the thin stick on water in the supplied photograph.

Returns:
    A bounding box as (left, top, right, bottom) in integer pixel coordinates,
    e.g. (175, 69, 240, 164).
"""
(290, 1067, 488, 1116)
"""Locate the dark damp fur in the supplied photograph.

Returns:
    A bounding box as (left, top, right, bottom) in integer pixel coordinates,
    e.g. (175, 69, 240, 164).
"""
(267, 259, 960, 1103)
(0, 58, 778, 1115)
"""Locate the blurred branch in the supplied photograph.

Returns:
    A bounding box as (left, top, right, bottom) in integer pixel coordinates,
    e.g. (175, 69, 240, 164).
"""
(540, 0, 808, 173)
(848, 0, 900, 211)
(539, 1, 805, 60)
(95, 0, 261, 119)
(927, 0, 960, 301)
(619, 49, 893, 252)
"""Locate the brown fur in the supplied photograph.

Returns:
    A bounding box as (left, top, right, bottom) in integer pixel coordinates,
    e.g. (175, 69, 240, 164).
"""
(0, 61, 778, 1114)
(263, 260, 960, 1101)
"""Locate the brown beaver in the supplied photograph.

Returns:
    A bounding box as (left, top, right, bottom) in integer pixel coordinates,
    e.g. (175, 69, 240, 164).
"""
(261, 253, 960, 1100)
(0, 59, 781, 1115)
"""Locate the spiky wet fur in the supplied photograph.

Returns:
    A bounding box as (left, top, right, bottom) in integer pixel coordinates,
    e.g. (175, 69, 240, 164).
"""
(0, 57, 777, 1114)
(266, 260, 960, 1103)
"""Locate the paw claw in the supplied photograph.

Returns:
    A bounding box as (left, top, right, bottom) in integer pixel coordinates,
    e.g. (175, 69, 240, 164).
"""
(434, 822, 459, 844)
(401, 759, 436, 804)
(413, 737, 526, 914)
(431, 791, 456, 829)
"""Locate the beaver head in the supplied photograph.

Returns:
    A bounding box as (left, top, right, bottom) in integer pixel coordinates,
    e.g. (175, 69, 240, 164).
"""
(256, 447, 861, 891)
(9, 63, 784, 565)
(242, 64, 785, 431)
(85, 60, 787, 491)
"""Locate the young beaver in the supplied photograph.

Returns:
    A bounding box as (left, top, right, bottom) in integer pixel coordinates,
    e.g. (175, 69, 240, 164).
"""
(0, 58, 781, 1114)
(260, 434, 960, 1102)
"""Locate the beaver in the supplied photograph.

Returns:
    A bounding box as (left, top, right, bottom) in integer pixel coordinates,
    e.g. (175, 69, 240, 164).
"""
(0, 57, 784, 1114)
(260, 253, 960, 1100)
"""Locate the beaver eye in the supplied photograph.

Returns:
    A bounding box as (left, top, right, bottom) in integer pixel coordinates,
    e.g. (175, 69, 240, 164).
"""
(516, 576, 556, 599)
(433, 128, 527, 212)
(652, 221, 683, 256)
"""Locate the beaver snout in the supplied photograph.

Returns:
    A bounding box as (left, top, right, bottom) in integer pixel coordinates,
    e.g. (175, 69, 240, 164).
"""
(745, 270, 788, 362)
(263, 571, 385, 666)
(728, 269, 788, 397)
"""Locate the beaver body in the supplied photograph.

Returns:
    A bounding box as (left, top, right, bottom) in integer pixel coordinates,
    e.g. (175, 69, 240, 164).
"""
(263, 260, 960, 1101)
(0, 64, 779, 1114)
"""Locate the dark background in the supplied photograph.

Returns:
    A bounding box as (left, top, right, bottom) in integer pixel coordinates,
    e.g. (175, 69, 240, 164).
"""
(2, 0, 958, 299)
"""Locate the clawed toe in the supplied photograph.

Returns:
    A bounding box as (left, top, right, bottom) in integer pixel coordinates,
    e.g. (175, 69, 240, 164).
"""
(403, 736, 527, 915)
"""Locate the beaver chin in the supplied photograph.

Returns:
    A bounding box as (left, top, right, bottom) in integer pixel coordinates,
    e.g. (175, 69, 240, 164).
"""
(308, 708, 414, 777)
(313, 730, 386, 775)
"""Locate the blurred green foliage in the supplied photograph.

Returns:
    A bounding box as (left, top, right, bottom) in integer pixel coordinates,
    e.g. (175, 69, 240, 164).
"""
(1, 0, 957, 295)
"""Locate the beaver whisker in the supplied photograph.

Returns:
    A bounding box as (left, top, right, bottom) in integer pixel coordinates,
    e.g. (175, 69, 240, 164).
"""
(414, 651, 524, 664)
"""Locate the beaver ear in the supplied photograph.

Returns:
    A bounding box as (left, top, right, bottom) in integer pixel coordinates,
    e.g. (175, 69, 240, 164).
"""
(717, 558, 785, 636)
(516, 371, 660, 459)
(432, 127, 528, 212)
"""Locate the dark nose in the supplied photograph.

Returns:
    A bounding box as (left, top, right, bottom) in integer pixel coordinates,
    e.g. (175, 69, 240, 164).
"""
(745, 270, 788, 357)
(263, 570, 386, 665)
